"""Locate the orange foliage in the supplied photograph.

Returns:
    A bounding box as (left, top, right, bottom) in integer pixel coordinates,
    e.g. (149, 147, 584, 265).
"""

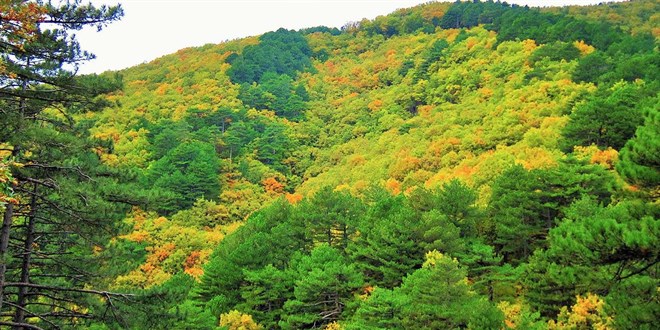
(183, 250, 206, 278)
(184, 251, 202, 269)
(285, 193, 303, 204)
(155, 83, 169, 95)
(352, 180, 369, 195)
(153, 216, 168, 228)
(454, 164, 476, 179)
(140, 263, 155, 274)
(153, 243, 176, 262)
(626, 184, 640, 192)
(466, 37, 479, 50)
(185, 266, 204, 279)
(368, 99, 384, 111)
(324, 60, 337, 73)
(262, 177, 285, 195)
(417, 105, 434, 117)
(385, 178, 402, 195)
(447, 137, 461, 146)
(498, 301, 523, 329)
(389, 152, 421, 180)
(590, 148, 618, 169)
(573, 145, 618, 169)
(421, 3, 446, 20)
(478, 87, 494, 99)
(0, 1, 47, 49)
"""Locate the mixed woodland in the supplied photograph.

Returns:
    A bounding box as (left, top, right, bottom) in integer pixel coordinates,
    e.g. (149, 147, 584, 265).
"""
(0, 0, 659, 329)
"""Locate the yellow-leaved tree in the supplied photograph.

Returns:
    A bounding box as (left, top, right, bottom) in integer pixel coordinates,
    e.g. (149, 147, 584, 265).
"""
(548, 293, 613, 330)
(219, 310, 262, 330)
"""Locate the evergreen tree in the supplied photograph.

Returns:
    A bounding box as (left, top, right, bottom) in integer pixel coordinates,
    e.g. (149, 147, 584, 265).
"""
(349, 195, 425, 288)
(348, 251, 503, 329)
(146, 140, 221, 213)
(525, 197, 659, 324)
(0, 2, 127, 327)
(617, 104, 659, 193)
(280, 245, 364, 329)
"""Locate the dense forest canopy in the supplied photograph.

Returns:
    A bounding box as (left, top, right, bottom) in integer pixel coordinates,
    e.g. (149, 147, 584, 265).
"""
(1, 0, 658, 329)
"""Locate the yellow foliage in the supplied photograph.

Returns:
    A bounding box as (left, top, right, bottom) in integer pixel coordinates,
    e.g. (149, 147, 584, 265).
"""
(389, 151, 421, 180)
(573, 145, 619, 169)
(521, 39, 537, 53)
(324, 321, 343, 330)
(574, 40, 596, 56)
(548, 293, 613, 330)
(515, 147, 558, 170)
(498, 300, 540, 329)
(348, 154, 367, 167)
(120, 230, 150, 243)
(466, 37, 479, 50)
(590, 148, 618, 169)
(478, 87, 494, 99)
(442, 29, 461, 43)
(219, 310, 262, 330)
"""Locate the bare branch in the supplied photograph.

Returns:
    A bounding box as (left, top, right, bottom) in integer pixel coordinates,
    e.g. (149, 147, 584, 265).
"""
(0, 321, 45, 330)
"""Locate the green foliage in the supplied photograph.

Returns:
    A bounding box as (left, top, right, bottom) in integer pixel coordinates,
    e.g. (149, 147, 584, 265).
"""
(525, 197, 659, 321)
(348, 251, 503, 329)
(490, 159, 615, 263)
(238, 265, 294, 329)
(108, 274, 218, 329)
(146, 140, 221, 213)
(529, 41, 580, 64)
(561, 82, 652, 152)
(348, 194, 425, 288)
(617, 103, 660, 191)
(31, 0, 660, 328)
(238, 73, 307, 119)
(228, 28, 312, 84)
(280, 245, 364, 329)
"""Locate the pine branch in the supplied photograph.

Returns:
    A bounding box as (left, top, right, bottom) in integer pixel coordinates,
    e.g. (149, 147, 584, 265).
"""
(2, 300, 59, 329)
(4, 282, 133, 298)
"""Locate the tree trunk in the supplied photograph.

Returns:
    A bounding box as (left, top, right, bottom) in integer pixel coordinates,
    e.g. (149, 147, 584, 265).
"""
(0, 202, 15, 312)
(0, 145, 20, 313)
(13, 183, 38, 328)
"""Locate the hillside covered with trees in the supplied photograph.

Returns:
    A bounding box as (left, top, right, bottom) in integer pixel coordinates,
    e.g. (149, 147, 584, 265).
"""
(1, 0, 658, 329)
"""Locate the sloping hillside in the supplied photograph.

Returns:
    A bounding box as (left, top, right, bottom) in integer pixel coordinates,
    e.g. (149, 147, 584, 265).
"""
(78, 0, 659, 328)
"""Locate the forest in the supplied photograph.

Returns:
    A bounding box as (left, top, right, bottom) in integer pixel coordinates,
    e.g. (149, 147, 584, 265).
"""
(0, 0, 658, 329)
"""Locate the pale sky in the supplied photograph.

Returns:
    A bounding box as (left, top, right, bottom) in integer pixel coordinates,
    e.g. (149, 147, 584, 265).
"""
(75, 0, 627, 74)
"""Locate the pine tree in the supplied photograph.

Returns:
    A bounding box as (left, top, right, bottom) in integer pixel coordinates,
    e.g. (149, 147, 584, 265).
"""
(280, 245, 364, 329)
(1, 2, 126, 327)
